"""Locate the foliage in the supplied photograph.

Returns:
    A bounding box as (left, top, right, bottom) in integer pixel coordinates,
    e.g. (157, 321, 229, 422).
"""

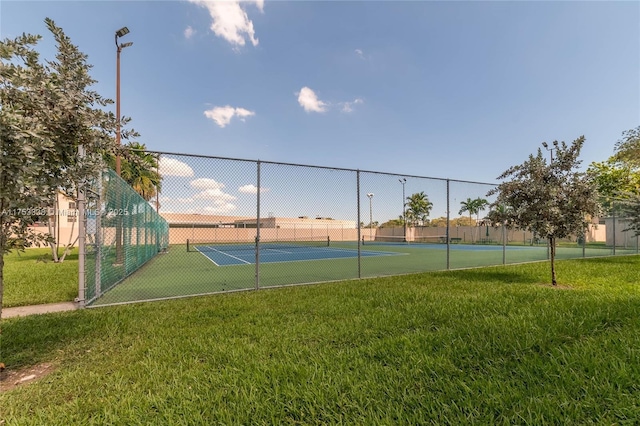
(404, 191, 433, 226)
(104, 142, 161, 201)
(620, 193, 640, 237)
(425, 216, 474, 227)
(487, 137, 601, 285)
(485, 203, 515, 228)
(613, 125, 640, 168)
(0, 19, 131, 319)
(378, 217, 404, 228)
(459, 197, 489, 242)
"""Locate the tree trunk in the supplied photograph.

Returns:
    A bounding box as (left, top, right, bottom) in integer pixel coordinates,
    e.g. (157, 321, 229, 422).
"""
(0, 224, 5, 322)
(549, 236, 557, 285)
(58, 211, 78, 263)
(47, 196, 59, 262)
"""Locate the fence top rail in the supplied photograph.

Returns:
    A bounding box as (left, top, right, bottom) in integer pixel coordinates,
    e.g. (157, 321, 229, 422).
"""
(136, 149, 498, 187)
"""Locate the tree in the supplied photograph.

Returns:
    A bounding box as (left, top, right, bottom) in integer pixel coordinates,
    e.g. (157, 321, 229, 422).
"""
(105, 142, 161, 201)
(620, 194, 640, 237)
(0, 20, 128, 320)
(379, 216, 404, 228)
(405, 192, 433, 226)
(459, 197, 488, 242)
(613, 126, 640, 168)
(487, 137, 601, 285)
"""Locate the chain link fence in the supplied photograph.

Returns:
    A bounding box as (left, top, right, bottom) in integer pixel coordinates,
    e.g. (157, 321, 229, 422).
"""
(83, 152, 639, 307)
(82, 169, 169, 305)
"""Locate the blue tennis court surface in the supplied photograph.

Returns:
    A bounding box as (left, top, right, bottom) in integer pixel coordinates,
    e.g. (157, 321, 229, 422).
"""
(195, 245, 400, 266)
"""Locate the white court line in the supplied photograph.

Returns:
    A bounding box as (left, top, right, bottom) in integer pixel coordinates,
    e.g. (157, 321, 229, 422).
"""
(198, 246, 251, 265)
(262, 248, 292, 254)
(195, 247, 219, 265)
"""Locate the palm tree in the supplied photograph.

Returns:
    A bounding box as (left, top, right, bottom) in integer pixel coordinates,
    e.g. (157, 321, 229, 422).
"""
(459, 197, 489, 242)
(459, 198, 476, 242)
(405, 192, 433, 226)
(106, 142, 161, 201)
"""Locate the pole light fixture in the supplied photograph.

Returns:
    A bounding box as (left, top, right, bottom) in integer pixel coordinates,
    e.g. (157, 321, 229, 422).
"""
(399, 178, 407, 242)
(367, 193, 374, 242)
(541, 141, 556, 161)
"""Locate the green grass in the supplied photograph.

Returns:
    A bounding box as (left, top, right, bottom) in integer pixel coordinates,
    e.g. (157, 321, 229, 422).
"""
(2, 256, 640, 424)
(2, 248, 78, 307)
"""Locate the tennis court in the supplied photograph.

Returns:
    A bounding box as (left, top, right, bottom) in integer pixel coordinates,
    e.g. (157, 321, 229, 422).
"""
(191, 240, 400, 266)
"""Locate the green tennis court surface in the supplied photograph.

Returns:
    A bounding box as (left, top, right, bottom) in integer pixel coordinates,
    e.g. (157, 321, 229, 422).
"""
(91, 242, 635, 306)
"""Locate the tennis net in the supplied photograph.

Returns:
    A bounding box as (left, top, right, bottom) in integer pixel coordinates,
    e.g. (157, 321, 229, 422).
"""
(187, 236, 331, 252)
(361, 235, 453, 246)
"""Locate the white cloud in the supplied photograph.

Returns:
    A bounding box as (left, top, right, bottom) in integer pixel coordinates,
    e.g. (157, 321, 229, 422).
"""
(194, 189, 237, 201)
(188, 0, 263, 48)
(202, 203, 236, 214)
(355, 49, 365, 59)
(297, 87, 327, 113)
(341, 97, 364, 113)
(190, 178, 225, 189)
(238, 184, 269, 194)
(184, 26, 196, 39)
(158, 157, 195, 177)
(204, 105, 255, 128)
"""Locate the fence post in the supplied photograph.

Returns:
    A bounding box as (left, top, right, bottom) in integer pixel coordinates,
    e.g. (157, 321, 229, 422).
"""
(446, 180, 450, 270)
(95, 174, 102, 298)
(502, 224, 506, 265)
(77, 145, 86, 308)
(356, 170, 361, 278)
(612, 202, 616, 255)
(255, 160, 261, 290)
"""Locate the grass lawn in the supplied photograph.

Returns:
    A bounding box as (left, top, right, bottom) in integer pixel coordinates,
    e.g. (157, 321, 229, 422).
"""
(2, 248, 78, 308)
(1, 256, 640, 424)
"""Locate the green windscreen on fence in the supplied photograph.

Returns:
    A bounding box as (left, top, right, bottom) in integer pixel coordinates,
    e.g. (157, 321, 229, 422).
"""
(84, 168, 169, 305)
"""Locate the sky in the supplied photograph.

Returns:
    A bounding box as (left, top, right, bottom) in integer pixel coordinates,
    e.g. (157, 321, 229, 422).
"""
(2, 0, 639, 222)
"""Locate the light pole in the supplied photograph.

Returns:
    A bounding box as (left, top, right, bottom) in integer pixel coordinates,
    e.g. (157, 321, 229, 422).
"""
(367, 193, 374, 242)
(115, 26, 133, 177)
(399, 178, 406, 242)
(542, 141, 556, 162)
(114, 26, 132, 264)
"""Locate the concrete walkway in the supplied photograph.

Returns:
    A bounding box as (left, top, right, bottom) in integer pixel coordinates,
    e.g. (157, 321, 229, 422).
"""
(2, 302, 80, 319)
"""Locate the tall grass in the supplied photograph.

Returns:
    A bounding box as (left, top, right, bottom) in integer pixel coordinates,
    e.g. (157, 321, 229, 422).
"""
(1, 256, 639, 424)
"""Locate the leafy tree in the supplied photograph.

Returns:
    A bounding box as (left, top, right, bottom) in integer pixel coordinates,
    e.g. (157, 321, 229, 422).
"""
(613, 126, 640, 168)
(0, 20, 128, 320)
(621, 194, 640, 237)
(588, 160, 640, 197)
(452, 216, 474, 227)
(379, 216, 404, 228)
(428, 217, 448, 227)
(405, 192, 433, 226)
(487, 137, 601, 285)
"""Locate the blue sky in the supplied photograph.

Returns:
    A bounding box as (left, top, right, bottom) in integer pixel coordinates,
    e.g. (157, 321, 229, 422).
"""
(2, 1, 639, 221)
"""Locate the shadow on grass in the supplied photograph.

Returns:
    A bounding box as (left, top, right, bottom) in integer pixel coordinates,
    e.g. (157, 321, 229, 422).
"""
(439, 267, 542, 285)
(1, 310, 107, 368)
